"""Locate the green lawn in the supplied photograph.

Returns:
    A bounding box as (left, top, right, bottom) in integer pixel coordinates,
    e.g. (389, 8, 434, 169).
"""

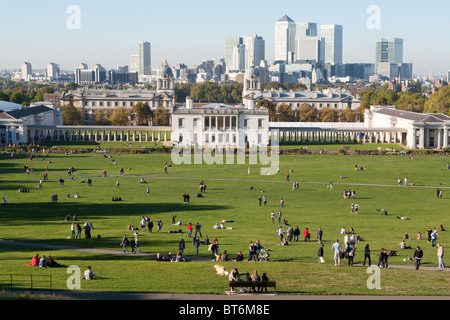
(0, 147, 449, 296)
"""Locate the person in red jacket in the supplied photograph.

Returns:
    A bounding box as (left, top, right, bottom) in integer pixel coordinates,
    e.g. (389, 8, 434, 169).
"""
(26, 254, 40, 266)
(303, 228, 310, 242)
(187, 222, 193, 238)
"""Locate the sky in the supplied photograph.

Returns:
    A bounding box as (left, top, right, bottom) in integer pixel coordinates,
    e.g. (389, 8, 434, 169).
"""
(0, 0, 449, 76)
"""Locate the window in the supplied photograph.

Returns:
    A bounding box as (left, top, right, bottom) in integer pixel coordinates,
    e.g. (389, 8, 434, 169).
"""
(231, 117, 237, 129)
(219, 134, 223, 143)
(193, 118, 199, 128)
(179, 134, 183, 143)
(258, 134, 262, 143)
(258, 119, 264, 128)
(233, 134, 236, 143)
(204, 117, 210, 129)
(211, 134, 216, 143)
(244, 119, 248, 128)
(205, 134, 209, 143)
(178, 118, 184, 128)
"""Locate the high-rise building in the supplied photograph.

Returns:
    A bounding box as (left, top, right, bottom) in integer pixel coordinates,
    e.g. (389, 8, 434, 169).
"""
(138, 41, 151, 75)
(46, 62, 60, 80)
(274, 15, 296, 63)
(447, 70, 450, 83)
(243, 34, 265, 69)
(21, 62, 32, 81)
(294, 22, 320, 62)
(320, 25, 343, 65)
(130, 54, 139, 73)
(224, 37, 243, 69)
(231, 44, 246, 71)
(376, 38, 403, 64)
(75, 64, 106, 85)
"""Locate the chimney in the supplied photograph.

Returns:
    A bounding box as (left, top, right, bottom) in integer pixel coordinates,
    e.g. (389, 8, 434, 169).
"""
(186, 96, 193, 109)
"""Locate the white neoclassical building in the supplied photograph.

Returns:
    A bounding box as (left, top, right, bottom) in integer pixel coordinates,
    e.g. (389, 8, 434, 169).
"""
(365, 105, 450, 149)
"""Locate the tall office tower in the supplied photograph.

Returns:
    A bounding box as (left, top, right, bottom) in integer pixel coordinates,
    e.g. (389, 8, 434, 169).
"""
(429, 70, 435, 82)
(232, 44, 246, 71)
(243, 34, 265, 69)
(447, 70, 450, 83)
(224, 37, 243, 69)
(274, 15, 296, 63)
(294, 22, 318, 61)
(295, 35, 321, 62)
(130, 54, 139, 73)
(375, 38, 403, 64)
(138, 41, 151, 75)
(47, 62, 60, 80)
(21, 62, 32, 81)
(320, 24, 343, 65)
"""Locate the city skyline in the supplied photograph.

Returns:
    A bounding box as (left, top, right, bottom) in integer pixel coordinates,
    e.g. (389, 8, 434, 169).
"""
(0, 0, 449, 76)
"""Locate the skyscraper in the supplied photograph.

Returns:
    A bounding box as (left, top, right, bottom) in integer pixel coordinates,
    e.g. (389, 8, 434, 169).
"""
(376, 38, 403, 64)
(294, 22, 319, 62)
(274, 15, 296, 63)
(320, 25, 343, 65)
(138, 41, 151, 75)
(224, 37, 243, 69)
(21, 62, 32, 81)
(243, 34, 265, 69)
(46, 62, 60, 80)
(130, 54, 139, 73)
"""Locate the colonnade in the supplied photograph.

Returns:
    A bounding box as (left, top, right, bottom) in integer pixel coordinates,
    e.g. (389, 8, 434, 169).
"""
(272, 129, 407, 144)
(28, 126, 172, 143)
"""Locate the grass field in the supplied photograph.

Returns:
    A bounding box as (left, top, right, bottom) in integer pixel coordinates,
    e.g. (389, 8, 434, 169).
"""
(0, 144, 449, 296)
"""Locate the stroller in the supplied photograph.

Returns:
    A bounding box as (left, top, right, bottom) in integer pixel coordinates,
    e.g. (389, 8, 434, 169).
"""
(258, 248, 270, 262)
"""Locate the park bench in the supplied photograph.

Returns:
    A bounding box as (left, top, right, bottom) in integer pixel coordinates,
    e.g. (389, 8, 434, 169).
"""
(229, 280, 276, 294)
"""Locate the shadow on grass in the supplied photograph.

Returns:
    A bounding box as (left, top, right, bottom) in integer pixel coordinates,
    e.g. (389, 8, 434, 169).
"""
(0, 202, 230, 225)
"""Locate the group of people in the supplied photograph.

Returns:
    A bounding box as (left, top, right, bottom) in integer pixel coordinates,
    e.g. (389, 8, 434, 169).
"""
(26, 253, 62, 268)
(229, 269, 270, 293)
(120, 234, 142, 254)
(70, 222, 93, 239)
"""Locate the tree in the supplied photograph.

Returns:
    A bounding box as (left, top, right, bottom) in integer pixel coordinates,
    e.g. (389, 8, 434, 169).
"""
(152, 105, 170, 126)
(256, 99, 276, 121)
(340, 107, 359, 122)
(132, 102, 153, 126)
(277, 104, 295, 122)
(93, 109, 111, 125)
(319, 107, 339, 122)
(395, 92, 425, 113)
(423, 86, 450, 115)
(62, 104, 85, 125)
(108, 106, 130, 126)
(297, 103, 318, 122)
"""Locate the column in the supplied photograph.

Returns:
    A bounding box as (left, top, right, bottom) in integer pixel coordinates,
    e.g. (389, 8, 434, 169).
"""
(437, 128, 442, 149)
(419, 129, 425, 149)
(443, 128, 449, 148)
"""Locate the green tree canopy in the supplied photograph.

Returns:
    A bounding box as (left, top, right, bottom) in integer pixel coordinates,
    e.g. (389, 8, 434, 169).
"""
(62, 104, 85, 125)
(423, 86, 450, 115)
(132, 102, 153, 126)
(297, 103, 318, 122)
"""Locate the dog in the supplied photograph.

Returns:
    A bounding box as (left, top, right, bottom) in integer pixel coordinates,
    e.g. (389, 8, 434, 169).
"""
(213, 264, 229, 276)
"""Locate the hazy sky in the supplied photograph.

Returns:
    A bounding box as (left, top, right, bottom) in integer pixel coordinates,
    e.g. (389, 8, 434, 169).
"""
(1, 0, 449, 76)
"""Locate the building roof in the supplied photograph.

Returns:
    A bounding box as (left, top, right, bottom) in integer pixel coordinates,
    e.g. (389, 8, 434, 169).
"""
(374, 107, 450, 123)
(0, 100, 23, 112)
(278, 15, 294, 23)
(5, 105, 54, 119)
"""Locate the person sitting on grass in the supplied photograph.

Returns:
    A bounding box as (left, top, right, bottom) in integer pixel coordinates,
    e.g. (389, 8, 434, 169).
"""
(82, 266, 96, 280)
(26, 254, 40, 266)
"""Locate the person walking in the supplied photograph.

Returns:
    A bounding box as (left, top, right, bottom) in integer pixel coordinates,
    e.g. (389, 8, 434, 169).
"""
(413, 246, 424, 270)
(134, 236, 142, 253)
(187, 222, 193, 238)
(317, 228, 323, 244)
(363, 244, 371, 266)
(120, 235, 130, 254)
(70, 223, 75, 238)
(194, 222, 202, 238)
(178, 239, 185, 255)
(318, 244, 325, 263)
(331, 240, 342, 266)
(437, 244, 445, 268)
